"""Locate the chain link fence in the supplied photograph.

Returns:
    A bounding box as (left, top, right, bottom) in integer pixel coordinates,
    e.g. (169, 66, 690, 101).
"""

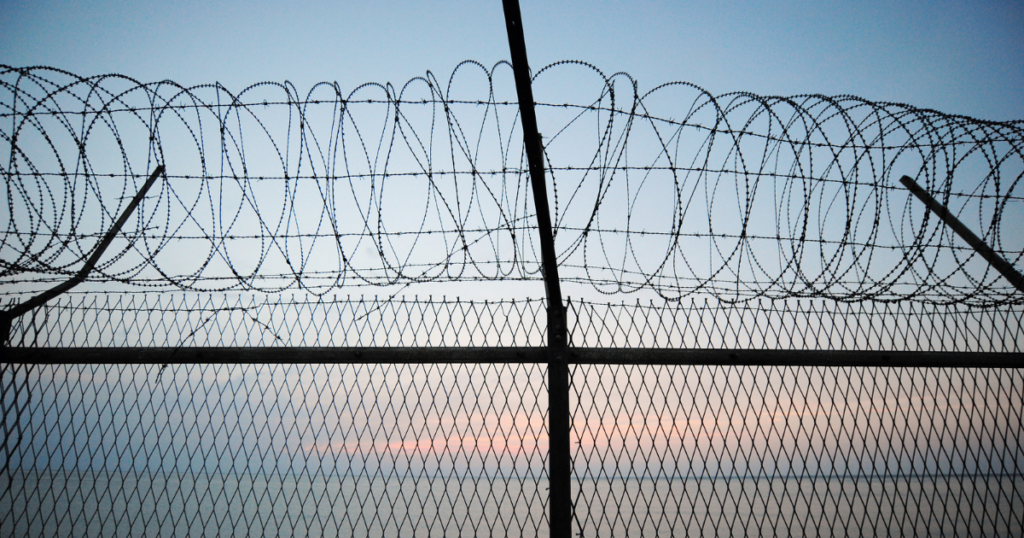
(4, 46, 1024, 537)
(2, 363, 549, 537)
(570, 363, 1023, 537)
(568, 299, 1024, 353)
(6, 294, 1023, 352)
(5, 295, 548, 348)
(2, 294, 1023, 536)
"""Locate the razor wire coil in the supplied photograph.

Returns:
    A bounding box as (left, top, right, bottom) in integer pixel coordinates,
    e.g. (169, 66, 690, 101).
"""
(2, 61, 1023, 305)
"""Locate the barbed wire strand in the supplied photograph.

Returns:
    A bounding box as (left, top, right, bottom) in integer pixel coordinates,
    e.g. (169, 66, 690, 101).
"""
(2, 62, 1022, 305)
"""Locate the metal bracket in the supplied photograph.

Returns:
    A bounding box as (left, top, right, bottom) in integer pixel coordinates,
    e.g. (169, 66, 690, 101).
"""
(901, 175, 1024, 293)
(0, 165, 165, 347)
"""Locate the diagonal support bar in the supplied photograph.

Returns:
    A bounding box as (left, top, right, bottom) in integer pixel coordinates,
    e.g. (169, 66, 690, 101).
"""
(501, 2, 571, 537)
(1, 165, 165, 347)
(900, 175, 1024, 293)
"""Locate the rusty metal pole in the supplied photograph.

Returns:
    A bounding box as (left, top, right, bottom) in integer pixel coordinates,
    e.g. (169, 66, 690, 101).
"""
(900, 175, 1024, 293)
(500, 2, 572, 537)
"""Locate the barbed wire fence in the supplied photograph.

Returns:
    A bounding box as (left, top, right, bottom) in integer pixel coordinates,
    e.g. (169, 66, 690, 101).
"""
(2, 59, 1022, 304)
(2, 47, 1023, 538)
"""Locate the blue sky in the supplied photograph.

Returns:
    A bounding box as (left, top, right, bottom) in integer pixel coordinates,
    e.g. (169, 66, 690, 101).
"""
(2, 0, 1022, 121)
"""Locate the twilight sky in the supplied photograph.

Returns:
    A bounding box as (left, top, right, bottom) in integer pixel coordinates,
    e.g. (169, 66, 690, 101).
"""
(2, 0, 1022, 121)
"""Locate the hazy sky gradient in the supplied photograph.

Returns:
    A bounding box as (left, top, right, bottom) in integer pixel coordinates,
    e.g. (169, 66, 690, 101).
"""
(2, 0, 1022, 121)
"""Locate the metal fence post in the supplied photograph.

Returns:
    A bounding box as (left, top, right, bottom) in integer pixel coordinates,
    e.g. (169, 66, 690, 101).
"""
(500, 2, 572, 536)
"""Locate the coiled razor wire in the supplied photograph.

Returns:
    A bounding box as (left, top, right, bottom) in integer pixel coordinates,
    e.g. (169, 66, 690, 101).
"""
(2, 61, 1022, 304)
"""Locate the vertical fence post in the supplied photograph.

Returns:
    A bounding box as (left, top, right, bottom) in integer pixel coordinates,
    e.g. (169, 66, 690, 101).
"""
(500, 2, 572, 537)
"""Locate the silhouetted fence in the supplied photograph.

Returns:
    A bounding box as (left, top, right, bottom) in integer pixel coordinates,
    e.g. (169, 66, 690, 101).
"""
(4, 294, 1023, 352)
(2, 361, 1022, 537)
(2, 59, 1024, 537)
(2, 63, 1022, 304)
(4, 295, 1023, 536)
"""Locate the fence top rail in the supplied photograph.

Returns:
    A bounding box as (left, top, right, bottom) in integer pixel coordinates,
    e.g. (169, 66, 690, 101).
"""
(4, 346, 1024, 368)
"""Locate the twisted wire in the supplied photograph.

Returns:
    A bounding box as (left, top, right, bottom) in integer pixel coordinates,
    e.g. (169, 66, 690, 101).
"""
(2, 61, 1022, 305)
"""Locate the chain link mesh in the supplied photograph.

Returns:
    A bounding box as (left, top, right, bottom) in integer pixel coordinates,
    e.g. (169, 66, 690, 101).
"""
(4, 295, 1024, 535)
(569, 364, 1023, 537)
(564, 301, 1024, 536)
(1, 363, 549, 537)
(6, 295, 547, 348)
(567, 299, 1024, 352)
(7, 294, 1024, 352)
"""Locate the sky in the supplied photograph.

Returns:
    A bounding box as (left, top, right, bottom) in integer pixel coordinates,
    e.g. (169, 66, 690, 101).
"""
(1, 0, 1022, 122)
